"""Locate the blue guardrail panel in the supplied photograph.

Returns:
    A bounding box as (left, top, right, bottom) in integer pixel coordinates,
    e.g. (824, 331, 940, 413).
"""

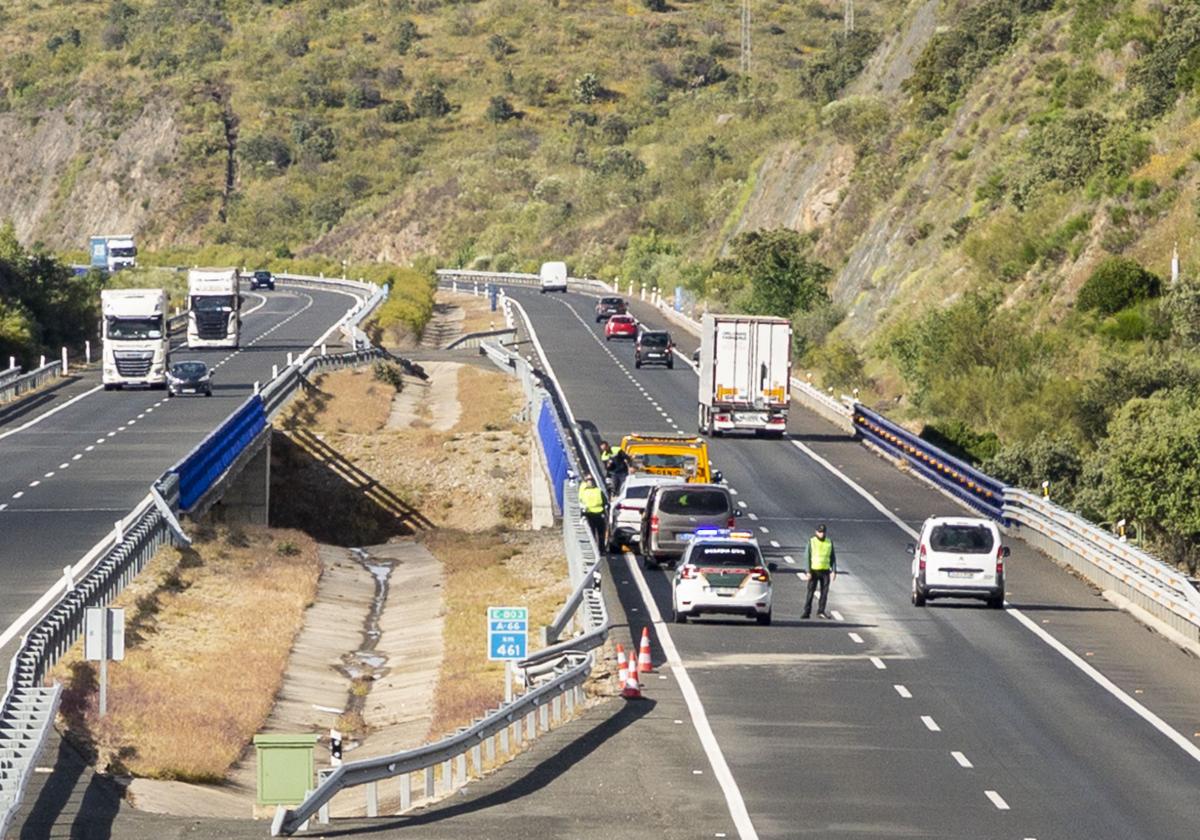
(173, 395, 268, 511)
(537, 399, 569, 511)
(852, 404, 1007, 519)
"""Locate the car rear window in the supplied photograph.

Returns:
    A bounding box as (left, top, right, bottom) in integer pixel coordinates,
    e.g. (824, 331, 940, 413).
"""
(622, 485, 653, 500)
(658, 489, 730, 516)
(929, 524, 995, 554)
(640, 332, 669, 347)
(692, 545, 760, 567)
(601, 297, 622, 305)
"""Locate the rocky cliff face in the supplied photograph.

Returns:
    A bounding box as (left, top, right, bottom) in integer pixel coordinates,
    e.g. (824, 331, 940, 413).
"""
(0, 97, 182, 252)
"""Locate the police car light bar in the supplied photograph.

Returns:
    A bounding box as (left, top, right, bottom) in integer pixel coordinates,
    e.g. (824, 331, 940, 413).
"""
(689, 528, 756, 541)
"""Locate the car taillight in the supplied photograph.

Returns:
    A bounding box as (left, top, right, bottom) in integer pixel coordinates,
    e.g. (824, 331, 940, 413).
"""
(650, 515, 659, 534)
(727, 516, 736, 527)
(680, 566, 698, 579)
(996, 547, 1005, 576)
(751, 567, 769, 582)
(918, 544, 926, 573)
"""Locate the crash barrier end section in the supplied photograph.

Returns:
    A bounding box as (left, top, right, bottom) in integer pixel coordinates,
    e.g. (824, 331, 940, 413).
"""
(852, 406, 1005, 520)
(172, 396, 267, 511)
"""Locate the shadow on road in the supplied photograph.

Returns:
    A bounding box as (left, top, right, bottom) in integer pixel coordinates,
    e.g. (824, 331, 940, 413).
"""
(19, 731, 120, 840)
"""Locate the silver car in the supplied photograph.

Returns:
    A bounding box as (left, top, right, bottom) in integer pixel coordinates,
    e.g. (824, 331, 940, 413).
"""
(606, 473, 685, 552)
(640, 483, 738, 568)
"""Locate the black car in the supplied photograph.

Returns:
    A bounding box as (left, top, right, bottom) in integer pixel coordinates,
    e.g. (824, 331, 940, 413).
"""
(250, 270, 275, 291)
(595, 296, 627, 322)
(167, 360, 213, 397)
(635, 329, 674, 369)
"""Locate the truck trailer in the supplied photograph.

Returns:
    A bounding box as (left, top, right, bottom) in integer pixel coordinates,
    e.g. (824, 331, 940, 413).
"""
(101, 289, 169, 390)
(187, 268, 241, 349)
(696, 313, 792, 437)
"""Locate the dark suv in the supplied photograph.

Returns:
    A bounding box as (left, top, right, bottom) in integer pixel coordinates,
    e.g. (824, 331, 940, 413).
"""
(635, 329, 674, 369)
(595, 296, 627, 322)
(250, 270, 275, 291)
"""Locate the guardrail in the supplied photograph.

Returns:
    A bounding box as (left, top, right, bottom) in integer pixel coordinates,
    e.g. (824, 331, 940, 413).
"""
(273, 326, 610, 837)
(435, 268, 612, 295)
(0, 270, 389, 834)
(0, 361, 61, 405)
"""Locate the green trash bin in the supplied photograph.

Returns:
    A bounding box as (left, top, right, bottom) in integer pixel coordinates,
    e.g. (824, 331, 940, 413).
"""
(254, 733, 319, 806)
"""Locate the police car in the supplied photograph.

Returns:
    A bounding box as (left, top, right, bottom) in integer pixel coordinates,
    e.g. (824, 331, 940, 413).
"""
(671, 529, 775, 625)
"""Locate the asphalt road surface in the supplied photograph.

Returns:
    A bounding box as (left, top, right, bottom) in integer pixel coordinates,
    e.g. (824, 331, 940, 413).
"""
(0, 282, 363, 648)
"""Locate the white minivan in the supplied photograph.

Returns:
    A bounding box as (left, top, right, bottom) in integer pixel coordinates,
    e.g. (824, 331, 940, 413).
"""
(539, 261, 568, 293)
(909, 516, 1009, 609)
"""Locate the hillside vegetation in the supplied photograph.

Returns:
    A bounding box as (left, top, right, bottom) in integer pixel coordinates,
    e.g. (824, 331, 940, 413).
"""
(3, 0, 1200, 568)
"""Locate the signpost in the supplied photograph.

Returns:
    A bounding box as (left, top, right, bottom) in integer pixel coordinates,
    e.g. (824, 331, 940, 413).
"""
(488, 606, 528, 702)
(85, 607, 125, 717)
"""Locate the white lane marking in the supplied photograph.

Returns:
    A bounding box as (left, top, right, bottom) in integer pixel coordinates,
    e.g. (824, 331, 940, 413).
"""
(58, 463, 69, 469)
(894, 685, 912, 699)
(43, 472, 54, 478)
(0, 503, 6, 511)
(769, 540, 780, 548)
(848, 632, 864, 644)
(783, 556, 795, 564)
(831, 610, 844, 621)
(951, 751, 973, 768)
(13, 491, 23, 499)
(624, 552, 759, 839)
(985, 790, 1010, 810)
(747, 512, 759, 521)
(921, 716, 941, 732)
(84, 447, 93, 453)
(737, 501, 748, 509)
(29, 480, 40, 487)
(0, 384, 105, 444)
(729, 487, 738, 496)
(127, 420, 136, 426)
(759, 526, 769, 534)
(789, 437, 1200, 765)
(870, 657, 887, 670)
(1008, 606, 1200, 763)
(95, 438, 105, 444)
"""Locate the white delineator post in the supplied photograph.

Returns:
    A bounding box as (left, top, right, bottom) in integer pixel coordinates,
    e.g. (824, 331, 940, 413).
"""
(61, 347, 68, 374)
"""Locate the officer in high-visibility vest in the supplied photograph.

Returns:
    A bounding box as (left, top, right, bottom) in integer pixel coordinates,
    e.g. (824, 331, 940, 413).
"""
(578, 476, 607, 549)
(801, 523, 838, 619)
(599, 440, 630, 492)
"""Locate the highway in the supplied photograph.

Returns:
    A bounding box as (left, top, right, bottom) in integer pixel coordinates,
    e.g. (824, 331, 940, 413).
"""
(507, 286, 1200, 839)
(0, 282, 364, 645)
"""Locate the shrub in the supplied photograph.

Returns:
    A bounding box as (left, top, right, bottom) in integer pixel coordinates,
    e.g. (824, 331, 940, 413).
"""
(485, 95, 517, 123)
(373, 360, 406, 392)
(573, 73, 601, 104)
(381, 100, 412, 123)
(642, 0, 668, 10)
(1165, 280, 1200, 347)
(596, 148, 646, 179)
(799, 28, 882, 104)
(679, 52, 728, 88)
(1128, 5, 1200, 121)
(291, 119, 337, 162)
(655, 23, 684, 48)
(726, 228, 832, 317)
(1076, 257, 1161, 315)
(412, 83, 451, 118)
(347, 82, 382, 110)
(601, 114, 630, 145)
(393, 19, 418, 54)
(921, 420, 1000, 464)
(487, 33, 513, 61)
(983, 433, 1083, 503)
(276, 30, 309, 58)
(239, 133, 292, 174)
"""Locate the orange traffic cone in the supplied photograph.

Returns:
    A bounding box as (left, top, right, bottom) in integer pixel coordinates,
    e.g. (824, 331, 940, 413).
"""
(637, 627, 653, 673)
(616, 644, 628, 688)
(621, 651, 643, 700)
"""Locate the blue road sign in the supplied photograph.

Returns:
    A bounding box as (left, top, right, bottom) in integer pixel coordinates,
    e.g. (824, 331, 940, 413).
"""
(487, 606, 529, 661)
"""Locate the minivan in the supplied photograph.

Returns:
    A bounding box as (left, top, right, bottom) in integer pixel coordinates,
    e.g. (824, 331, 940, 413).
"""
(909, 516, 1008, 608)
(640, 483, 738, 567)
(539, 261, 568, 293)
(635, 329, 674, 369)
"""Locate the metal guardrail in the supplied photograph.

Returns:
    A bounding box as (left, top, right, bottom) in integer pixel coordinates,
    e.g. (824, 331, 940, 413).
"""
(435, 268, 612, 295)
(0, 271, 388, 833)
(0, 365, 23, 388)
(0, 361, 61, 405)
(273, 324, 611, 837)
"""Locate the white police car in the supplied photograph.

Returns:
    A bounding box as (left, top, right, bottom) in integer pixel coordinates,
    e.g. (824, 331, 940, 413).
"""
(671, 529, 775, 625)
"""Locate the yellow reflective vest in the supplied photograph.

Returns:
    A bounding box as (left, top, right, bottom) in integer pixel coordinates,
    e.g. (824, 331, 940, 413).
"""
(579, 484, 605, 514)
(807, 536, 835, 572)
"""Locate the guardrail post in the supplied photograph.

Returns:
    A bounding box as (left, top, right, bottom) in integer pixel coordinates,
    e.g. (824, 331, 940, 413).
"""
(63, 564, 74, 591)
(366, 780, 379, 817)
(540, 702, 550, 731)
(513, 715, 522, 744)
(39, 354, 46, 367)
(287, 352, 294, 366)
(485, 733, 496, 764)
(253, 380, 260, 394)
(321, 343, 327, 356)
(272, 364, 279, 379)
(552, 695, 561, 723)
(440, 759, 452, 793)
(114, 518, 124, 543)
(85, 340, 91, 364)
(455, 753, 467, 786)
(61, 347, 68, 374)
(424, 766, 434, 800)
(471, 743, 482, 775)
(7, 356, 13, 369)
(400, 772, 412, 812)
(500, 723, 510, 755)
(473, 282, 479, 297)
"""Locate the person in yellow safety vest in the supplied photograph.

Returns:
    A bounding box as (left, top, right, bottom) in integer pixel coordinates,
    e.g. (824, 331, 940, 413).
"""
(599, 440, 630, 492)
(578, 476, 607, 549)
(801, 523, 838, 619)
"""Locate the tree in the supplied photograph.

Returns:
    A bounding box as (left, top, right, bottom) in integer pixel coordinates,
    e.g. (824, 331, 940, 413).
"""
(412, 83, 451, 118)
(727, 229, 831, 318)
(1077, 257, 1161, 315)
(573, 73, 600, 104)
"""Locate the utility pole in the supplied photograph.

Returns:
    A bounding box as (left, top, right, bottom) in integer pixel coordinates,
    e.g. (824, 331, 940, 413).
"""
(740, 0, 751, 76)
(845, 0, 855, 34)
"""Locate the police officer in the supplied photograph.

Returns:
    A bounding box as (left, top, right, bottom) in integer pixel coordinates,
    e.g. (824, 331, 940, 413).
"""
(801, 523, 837, 619)
(578, 476, 606, 548)
(599, 440, 630, 492)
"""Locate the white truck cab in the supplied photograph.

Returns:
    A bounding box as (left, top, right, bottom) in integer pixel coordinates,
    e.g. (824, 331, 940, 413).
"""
(187, 268, 241, 348)
(539, 261, 568, 293)
(101, 289, 169, 390)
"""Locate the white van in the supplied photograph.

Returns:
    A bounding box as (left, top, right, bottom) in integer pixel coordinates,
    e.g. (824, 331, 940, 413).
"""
(909, 516, 1009, 609)
(539, 261, 568, 293)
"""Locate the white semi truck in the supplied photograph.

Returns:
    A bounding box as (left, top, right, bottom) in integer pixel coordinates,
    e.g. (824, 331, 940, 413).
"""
(89, 235, 138, 272)
(696, 313, 792, 437)
(187, 268, 241, 348)
(101, 289, 169, 390)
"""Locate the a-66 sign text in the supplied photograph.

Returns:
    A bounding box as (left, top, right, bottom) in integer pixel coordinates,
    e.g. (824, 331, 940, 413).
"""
(487, 606, 528, 661)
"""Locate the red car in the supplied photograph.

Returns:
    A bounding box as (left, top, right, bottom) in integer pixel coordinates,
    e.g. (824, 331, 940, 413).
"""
(604, 314, 638, 340)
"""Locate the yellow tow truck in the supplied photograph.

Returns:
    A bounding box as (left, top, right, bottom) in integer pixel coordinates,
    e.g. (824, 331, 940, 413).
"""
(619, 433, 717, 484)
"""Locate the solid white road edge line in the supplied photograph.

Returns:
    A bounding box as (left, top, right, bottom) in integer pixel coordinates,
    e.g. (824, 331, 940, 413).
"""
(624, 551, 759, 840)
(0, 384, 104, 443)
(788, 438, 1200, 765)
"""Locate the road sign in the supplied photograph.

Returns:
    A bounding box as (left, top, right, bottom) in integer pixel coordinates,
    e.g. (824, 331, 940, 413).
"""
(487, 606, 528, 661)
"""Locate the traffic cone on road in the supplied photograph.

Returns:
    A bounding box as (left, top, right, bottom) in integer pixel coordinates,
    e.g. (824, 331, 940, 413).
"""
(637, 627, 653, 673)
(621, 654, 643, 700)
(616, 644, 628, 688)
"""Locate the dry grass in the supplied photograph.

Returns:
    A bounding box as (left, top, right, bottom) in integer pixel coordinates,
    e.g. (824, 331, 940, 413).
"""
(278, 368, 393, 434)
(453, 365, 522, 434)
(421, 528, 568, 738)
(52, 526, 320, 782)
(441, 291, 506, 335)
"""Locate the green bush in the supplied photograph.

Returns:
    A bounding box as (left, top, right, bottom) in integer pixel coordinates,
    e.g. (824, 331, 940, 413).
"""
(381, 100, 412, 123)
(1076, 257, 1161, 315)
(799, 28, 882, 104)
(239, 133, 292, 174)
(487, 34, 513, 61)
(921, 420, 1000, 465)
(724, 228, 831, 318)
(983, 433, 1083, 503)
(485, 95, 517, 123)
(412, 82, 451, 118)
(372, 360, 406, 392)
(679, 52, 728, 89)
(573, 72, 600, 104)
(1128, 5, 1200, 121)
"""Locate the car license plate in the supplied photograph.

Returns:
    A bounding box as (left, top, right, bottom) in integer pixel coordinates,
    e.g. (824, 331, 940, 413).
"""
(713, 587, 738, 596)
(677, 532, 694, 541)
(947, 571, 976, 579)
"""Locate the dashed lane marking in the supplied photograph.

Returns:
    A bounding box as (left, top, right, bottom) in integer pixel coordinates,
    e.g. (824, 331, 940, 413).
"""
(870, 657, 887, 670)
(985, 791, 1010, 811)
(952, 751, 973, 768)
(894, 685, 912, 699)
(848, 632, 864, 644)
(921, 716, 941, 732)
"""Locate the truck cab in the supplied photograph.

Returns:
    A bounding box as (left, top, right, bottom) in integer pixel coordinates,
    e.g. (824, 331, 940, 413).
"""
(89, 235, 138, 273)
(187, 268, 242, 348)
(620, 433, 717, 484)
(101, 289, 168, 389)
